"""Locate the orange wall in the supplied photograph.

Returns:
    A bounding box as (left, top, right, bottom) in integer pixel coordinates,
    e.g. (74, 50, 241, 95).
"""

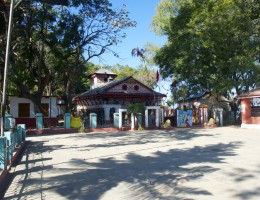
(241, 99, 260, 124)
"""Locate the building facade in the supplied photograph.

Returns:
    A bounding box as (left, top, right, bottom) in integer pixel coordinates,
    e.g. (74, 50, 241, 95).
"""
(178, 91, 231, 126)
(9, 96, 65, 128)
(73, 69, 166, 129)
(238, 88, 260, 129)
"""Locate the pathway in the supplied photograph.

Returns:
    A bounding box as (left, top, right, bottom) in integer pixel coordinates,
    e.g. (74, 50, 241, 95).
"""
(3, 127, 260, 200)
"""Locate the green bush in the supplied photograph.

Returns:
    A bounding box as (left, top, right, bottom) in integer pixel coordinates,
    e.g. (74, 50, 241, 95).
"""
(127, 103, 145, 115)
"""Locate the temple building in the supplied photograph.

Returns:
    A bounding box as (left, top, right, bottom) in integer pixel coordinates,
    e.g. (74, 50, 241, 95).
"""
(73, 69, 166, 129)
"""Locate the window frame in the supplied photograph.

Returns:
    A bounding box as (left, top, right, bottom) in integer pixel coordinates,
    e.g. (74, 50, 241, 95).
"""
(18, 103, 30, 117)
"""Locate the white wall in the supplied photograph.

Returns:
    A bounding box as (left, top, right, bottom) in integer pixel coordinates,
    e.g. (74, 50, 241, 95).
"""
(9, 96, 59, 118)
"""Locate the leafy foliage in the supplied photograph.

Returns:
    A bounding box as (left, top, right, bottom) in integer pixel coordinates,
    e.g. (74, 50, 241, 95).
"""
(127, 103, 145, 115)
(0, 0, 136, 113)
(153, 0, 260, 97)
(107, 64, 158, 89)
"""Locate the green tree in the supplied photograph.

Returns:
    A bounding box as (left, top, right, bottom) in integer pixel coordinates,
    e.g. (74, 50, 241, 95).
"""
(127, 103, 145, 130)
(0, 0, 136, 113)
(153, 0, 260, 98)
(108, 64, 138, 79)
(73, 62, 101, 95)
(135, 65, 158, 89)
(150, 0, 176, 35)
(107, 64, 158, 89)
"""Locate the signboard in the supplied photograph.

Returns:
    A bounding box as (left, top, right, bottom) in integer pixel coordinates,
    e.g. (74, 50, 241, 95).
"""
(177, 110, 192, 127)
(252, 98, 260, 107)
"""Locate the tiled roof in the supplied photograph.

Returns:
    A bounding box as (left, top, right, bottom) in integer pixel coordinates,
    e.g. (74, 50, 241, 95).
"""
(93, 69, 117, 75)
(74, 76, 166, 101)
(184, 91, 210, 101)
(238, 88, 260, 99)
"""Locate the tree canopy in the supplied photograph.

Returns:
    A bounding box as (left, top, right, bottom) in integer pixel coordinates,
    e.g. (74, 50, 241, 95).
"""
(0, 0, 136, 113)
(106, 64, 158, 89)
(152, 0, 260, 97)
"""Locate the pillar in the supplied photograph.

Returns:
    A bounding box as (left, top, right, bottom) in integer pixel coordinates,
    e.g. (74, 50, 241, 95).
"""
(114, 113, 119, 128)
(200, 108, 204, 124)
(16, 126, 23, 145)
(131, 113, 135, 130)
(204, 107, 209, 122)
(241, 98, 251, 124)
(219, 109, 223, 126)
(136, 113, 142, 127)
(36, 113, 43, 130)
(89, 113, 97, 128)
(17, 124, 26, 142)
(64, 113, 71, 129)
(118, 109, 127, 129)
(160, 107, 164, 125)
(145, 109, 148, 128)
(5, 114, 13, 131)
(4, 131, 13, 164)
(0, 137, 7, 170)
(156, 108, 160, 127)
(119, 110, 123, 129)
(213, 108, 223, 126)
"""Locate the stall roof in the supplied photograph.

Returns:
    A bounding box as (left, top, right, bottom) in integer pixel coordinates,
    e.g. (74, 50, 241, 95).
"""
(238, 88, 260, 99)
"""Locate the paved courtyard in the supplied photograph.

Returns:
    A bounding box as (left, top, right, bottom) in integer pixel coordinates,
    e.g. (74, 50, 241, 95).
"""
(3, 127, 260, 200)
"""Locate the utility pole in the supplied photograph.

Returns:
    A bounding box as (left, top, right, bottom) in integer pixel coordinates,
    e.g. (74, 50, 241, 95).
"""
(1, 0, 15, 137)
(0, 0, 68, 136)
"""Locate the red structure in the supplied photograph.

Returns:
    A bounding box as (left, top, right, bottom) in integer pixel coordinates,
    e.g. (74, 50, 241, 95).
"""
(238, 88, 260, 129)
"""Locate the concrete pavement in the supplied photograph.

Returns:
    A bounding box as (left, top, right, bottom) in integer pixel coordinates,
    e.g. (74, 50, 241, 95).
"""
(2, 127, 260, 200)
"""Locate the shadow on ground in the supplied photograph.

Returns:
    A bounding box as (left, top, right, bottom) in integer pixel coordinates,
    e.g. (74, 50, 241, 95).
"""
(4, 128, 248, 199)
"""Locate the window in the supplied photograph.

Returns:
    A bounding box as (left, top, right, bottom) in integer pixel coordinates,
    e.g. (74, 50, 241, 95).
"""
(134, 85, 139, 91)
(122, 84, 127, 91)
(251, 98, 260, 117)
(18, 103, 30, 117)
(41, 103, 49, 117)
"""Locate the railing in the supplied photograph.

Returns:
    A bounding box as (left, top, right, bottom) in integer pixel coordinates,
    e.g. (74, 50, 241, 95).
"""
(83, 117, 132, 129)
(43, 118, 58, 128)
(98, 119, 114, 128)
(83, 119, 114, 128)
(0, 125, 26, 171)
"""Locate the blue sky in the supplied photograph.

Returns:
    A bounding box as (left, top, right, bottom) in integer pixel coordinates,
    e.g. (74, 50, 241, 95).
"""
(92, 0, 172, 101)
(92, 0, 166, 68)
